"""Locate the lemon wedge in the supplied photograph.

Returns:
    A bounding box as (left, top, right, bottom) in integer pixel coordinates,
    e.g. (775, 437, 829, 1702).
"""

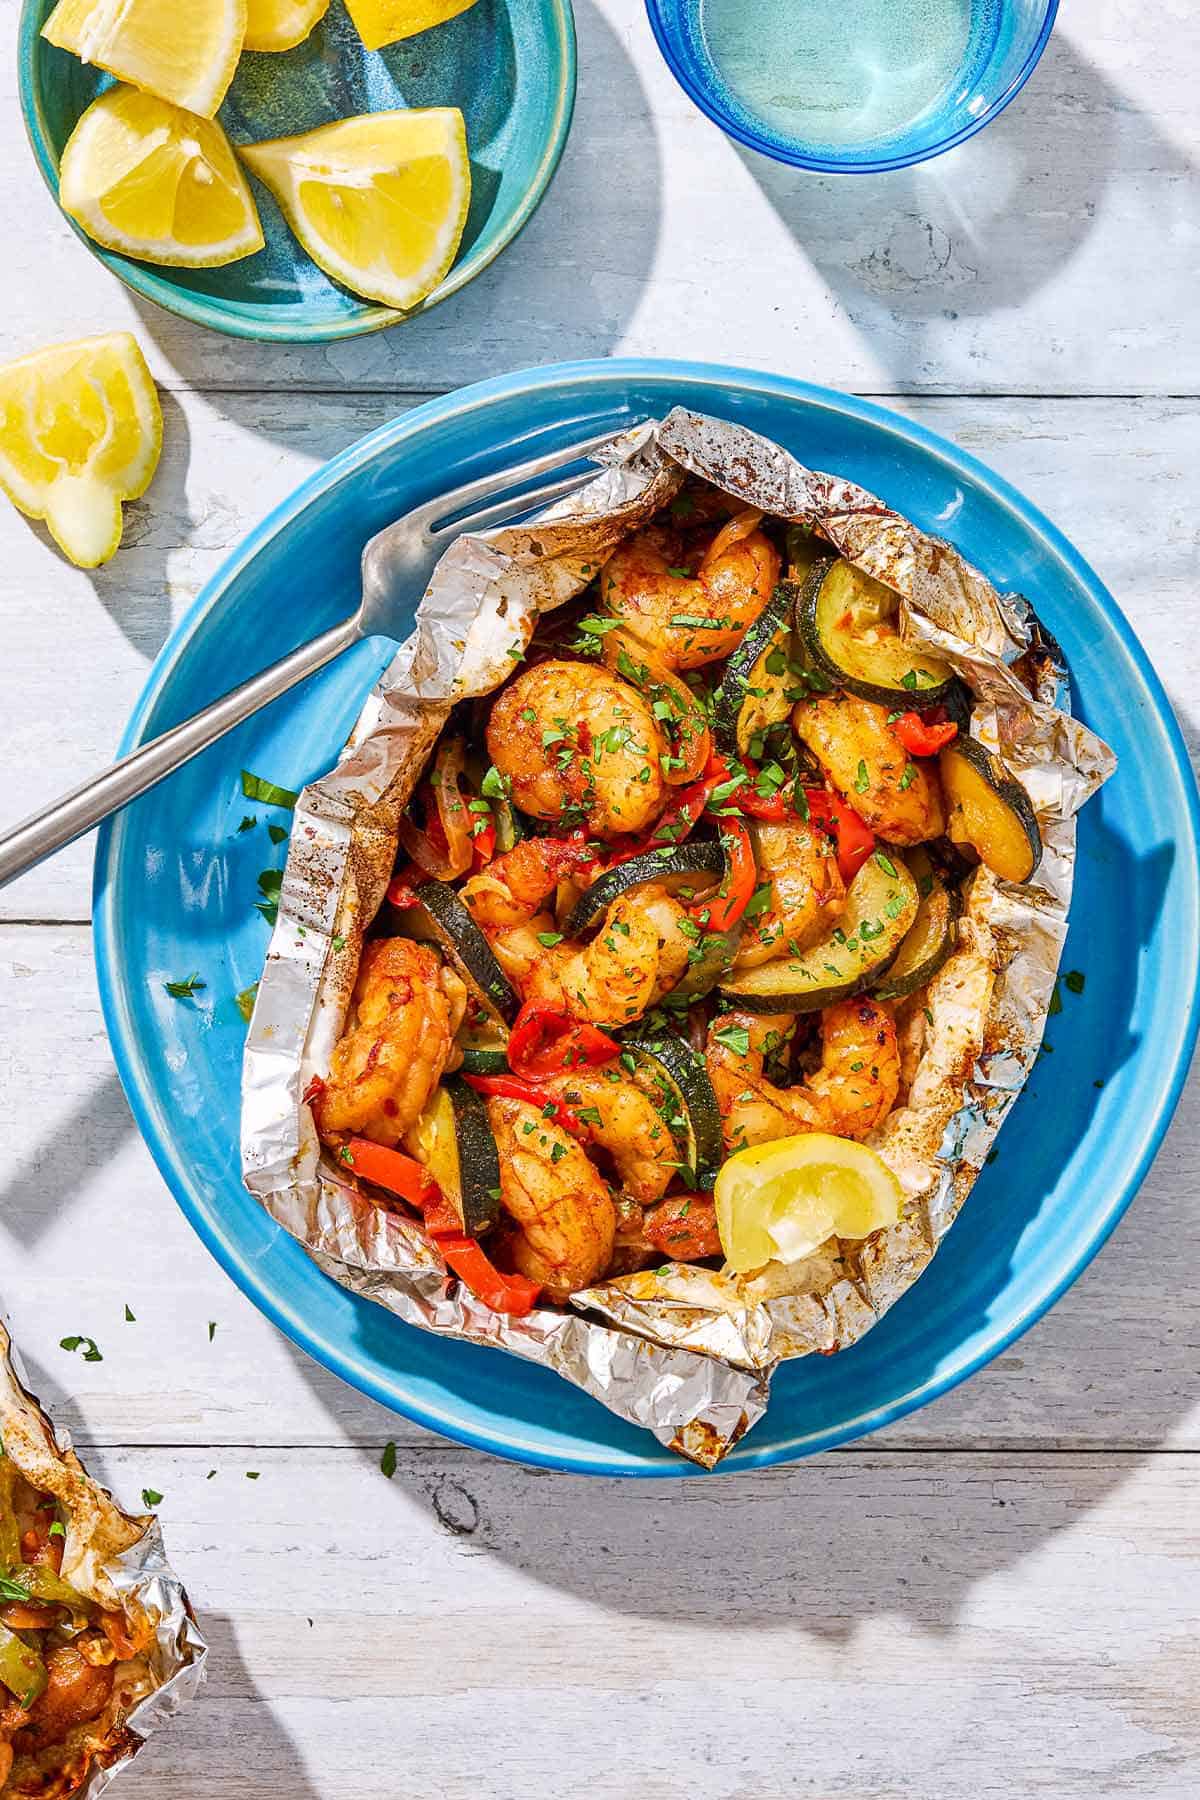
(714, 1133, 902, 1274)
(59, 87, 265, 269)
(245, 0, 330, 52)
(42, 0, 246, 119)
(0, 333, 162, 569)
(240, 109, 470, 310)
(344, 0, 478, 51)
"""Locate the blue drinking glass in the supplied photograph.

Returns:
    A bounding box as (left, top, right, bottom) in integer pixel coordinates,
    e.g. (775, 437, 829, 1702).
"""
(644, 0, 1059, 173)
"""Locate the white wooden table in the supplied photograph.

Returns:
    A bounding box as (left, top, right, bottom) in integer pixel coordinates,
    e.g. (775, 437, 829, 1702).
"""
(2, 1, 1199, 1792)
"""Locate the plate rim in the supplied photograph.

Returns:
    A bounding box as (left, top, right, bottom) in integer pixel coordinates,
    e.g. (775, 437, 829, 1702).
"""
(17, 0, 577, 343)
(93, 357, 1200, 1476)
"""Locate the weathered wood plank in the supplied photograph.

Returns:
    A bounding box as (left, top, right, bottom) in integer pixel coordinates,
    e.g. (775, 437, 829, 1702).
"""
(1, 1, 1198, 397)
(82, 1446, 1200, 1799)
(0, 390, 1196, 924)
(2, 924, 1197, 1456)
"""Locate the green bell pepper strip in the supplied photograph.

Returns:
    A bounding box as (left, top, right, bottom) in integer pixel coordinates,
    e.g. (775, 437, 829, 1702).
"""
(1, 1563, 86, 1608)
(0, 1461, 23, 1567)
(0, 1618, 46, 1707)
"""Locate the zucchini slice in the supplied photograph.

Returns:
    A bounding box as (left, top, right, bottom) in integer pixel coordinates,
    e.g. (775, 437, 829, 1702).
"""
(408, 1077, 501, 1237)
(712, 581, 797, 759)
(562, 840, 725, 939)
(939, 736, 1042, 884)
(798, 555, 955, 708)
(415, 879, 519, 1023)
(456, 1012, 510, 1075)
(618, 1033, 723, 1187)
(873, 852, 962, 1000)
(671, 918, 743, 1002)
(718, 850, 919, 1012)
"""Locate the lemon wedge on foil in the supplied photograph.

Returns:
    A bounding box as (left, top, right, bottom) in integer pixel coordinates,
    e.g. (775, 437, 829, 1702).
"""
(239, 108, 470, 310)
(714, 1133, 902, 1274)
(244, 0, 330, 52)
(344, 0, 478, 52)
(0, 332, 162, 568)
(59, 87, 265, 269)
(42, 0, 246, 119)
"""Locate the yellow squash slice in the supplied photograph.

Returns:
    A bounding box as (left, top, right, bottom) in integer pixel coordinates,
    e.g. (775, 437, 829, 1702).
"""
(239, 108, 470, 310)
(0, 333, 162, 568)
(344, 0, 478, 52)
(59, 86, 265, 269)
(244, 0, 330, 52)
(714, 1132, 902, 1274)
(42, 0, 247, 119)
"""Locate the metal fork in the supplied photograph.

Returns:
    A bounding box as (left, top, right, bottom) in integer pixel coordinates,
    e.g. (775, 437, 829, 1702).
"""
(0, 427, 623, 889)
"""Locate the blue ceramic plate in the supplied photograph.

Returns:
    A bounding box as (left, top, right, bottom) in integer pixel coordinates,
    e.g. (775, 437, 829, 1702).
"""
(94, 360, 1200, 1476)
(18, 0, 575, 340)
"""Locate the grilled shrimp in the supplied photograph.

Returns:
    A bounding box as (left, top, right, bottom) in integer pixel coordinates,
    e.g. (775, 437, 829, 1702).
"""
(464, 843, 692, 1027)
(525, 885, 692, 1027)
(542, 1068, 677, 1203)
(486, 1095, 615, 1299)
(314, 938, 467, 1149)
(733, 818, 845, 969)
(706, 1000, 900, 1152)
(21, 1646, 114, 1750)
(794, 691, 946, 846)
(486, 659, 667, 837)
(601, 509, 782, 670)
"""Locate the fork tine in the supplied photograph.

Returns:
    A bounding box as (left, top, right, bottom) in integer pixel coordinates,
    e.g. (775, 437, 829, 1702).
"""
(418, 424, 628, 534)
(431, 467, 599, 539)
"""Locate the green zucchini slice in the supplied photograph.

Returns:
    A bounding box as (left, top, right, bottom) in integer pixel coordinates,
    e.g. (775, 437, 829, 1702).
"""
(409, 1077, 501, 1236)
(939, 736, 1042, 884)
(712, 581, 798, 759)
(562, 840, 725, 939)
(456, 1012, 510, 1074)
(718, 851, 919, 1012)
(873, 853, 962, 1000)
(618, 1033, 723, 1188)
(416, 879, 519, 1024)
(798, 555, 955, 708)
(670, 918, 744, 1003)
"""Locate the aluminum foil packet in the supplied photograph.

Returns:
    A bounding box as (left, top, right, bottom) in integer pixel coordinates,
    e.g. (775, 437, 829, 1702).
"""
(242, 409, 1115, 1468)
(0, 1318, 205, 1794)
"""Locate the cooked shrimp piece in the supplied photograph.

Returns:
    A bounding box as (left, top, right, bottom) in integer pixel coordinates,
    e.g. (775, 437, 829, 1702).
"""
(525, 885, 692, 1028)
(487, 659, 667, 837)
(734, 818, 845, 969)
(486, 1096, 615, 1299)
(22, 1645, 113, 1748)
(707, 1000, 900, 1152)
(314, 938, 467, 1149)
(643, 1192, 723, 1261)
(794, 691, 946, 845)
(542, 1067, 677, 1203)
(602, 509, 781, 670)
(462, 835, 595, 932)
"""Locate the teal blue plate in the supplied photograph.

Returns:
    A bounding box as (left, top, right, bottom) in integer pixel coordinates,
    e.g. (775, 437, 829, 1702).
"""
(17, 0, 575, 341)
(93, 361, 1200, 1475)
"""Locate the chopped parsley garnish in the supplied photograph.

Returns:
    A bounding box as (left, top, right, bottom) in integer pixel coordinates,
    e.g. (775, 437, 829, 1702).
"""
(245, 1471, 260, 1480)
(853, 760, 870, 794)
(237, 815, 257, 833)
(713, 1023, 751, 1056)
(480, 765, 511, 801)
(1048, 983, 1063, 1017)
(235, 983, 259, 1023)
(1064, 969, 1086, 995)
(60, 1335, 102, 1362)
(241, 770, 298, 809)
(898, 762, 918, 791)
(141, 1488, 163, 1509)
(669, 614, 723, 630)
(208, 1321, 217, 1342)
(380, 1440, 396, 1480)
(267, 823, 288, 846)
(164, 972, 206, 999)
(574, 615, 621, 637)
(537, 931, 564, 948)
(124, 1304, 136, 1322)
(874, 851, 898, 877)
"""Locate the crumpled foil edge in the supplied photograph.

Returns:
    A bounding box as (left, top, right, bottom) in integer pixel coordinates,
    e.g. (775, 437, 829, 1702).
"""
(241, 408, 1115, 1469)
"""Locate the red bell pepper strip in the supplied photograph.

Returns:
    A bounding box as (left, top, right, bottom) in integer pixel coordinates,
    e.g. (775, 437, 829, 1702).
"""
(890, 710, 958, 756)
(463, 1072, 588, 1140)
(506, 1001, 620, 1079)
(605, 774, 717, 865)
(470, 818, 497, 869)
(386, 862, 424, 910)
(438, 1234, 542, 1316)
(803, 788, 876, 884)
(704, 751, 791, 822)
(340, 1138, 437, 1206)
(692, 816, 757, 933)
(420, 1187, 463, 1238)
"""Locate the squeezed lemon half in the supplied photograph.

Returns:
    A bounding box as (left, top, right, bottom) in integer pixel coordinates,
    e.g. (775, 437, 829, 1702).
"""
(239, 108, 470, 311)
(714, 1133, 902, 1274)
(244, 0, 330, 52)
(344, 0, 478, 52)
(42, 0, 247, 120)
(59, 86, 265, 269)
(0, 333, 162, 569)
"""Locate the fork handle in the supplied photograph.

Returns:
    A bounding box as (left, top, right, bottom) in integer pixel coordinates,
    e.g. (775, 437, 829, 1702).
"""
(0, 615, 362, 891)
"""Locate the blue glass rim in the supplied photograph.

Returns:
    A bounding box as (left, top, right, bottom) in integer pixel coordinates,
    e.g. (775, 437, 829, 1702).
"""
(92, 357, 1200, 1477)
(643, 0, 1060, 174)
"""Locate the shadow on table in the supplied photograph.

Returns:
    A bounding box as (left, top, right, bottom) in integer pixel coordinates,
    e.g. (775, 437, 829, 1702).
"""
(128, 0, 664, 429)
(736, 30, 1194, 389)
(0, 1069, 132, 1252)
